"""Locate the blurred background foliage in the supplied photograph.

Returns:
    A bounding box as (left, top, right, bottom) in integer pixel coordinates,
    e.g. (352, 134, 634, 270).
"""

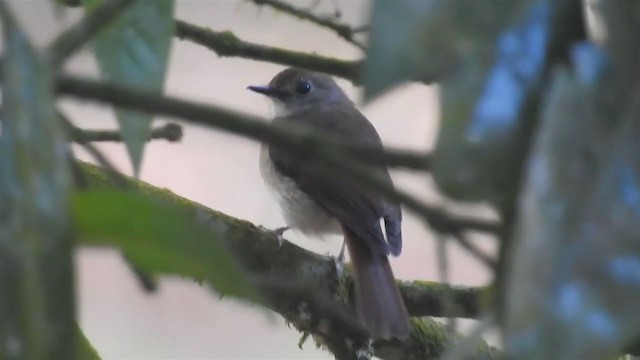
(0, 0, 639, 359)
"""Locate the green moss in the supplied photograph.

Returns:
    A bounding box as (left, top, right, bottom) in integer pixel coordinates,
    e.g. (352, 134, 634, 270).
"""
(211, 30, 242, 56)
(77, 161, 496, 358)
(408, 279, 445, 287)
(402, 280, 453, 300)
(80, 161, 245, 226)
(406, 318, 496, 359)
(79, 162, 112, 187)
(334, 264, 354, 306)
(409, 318, 450, 357)
(218, 31, 240, 46)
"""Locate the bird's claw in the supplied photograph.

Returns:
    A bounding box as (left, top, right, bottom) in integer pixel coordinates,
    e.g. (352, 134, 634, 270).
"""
(273, 226, 290, 247)
(333, 257, 345, 277)
(334, 241, 346, 276)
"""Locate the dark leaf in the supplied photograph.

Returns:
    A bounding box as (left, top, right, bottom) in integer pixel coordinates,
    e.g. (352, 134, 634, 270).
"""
(82, 0, 175, 174)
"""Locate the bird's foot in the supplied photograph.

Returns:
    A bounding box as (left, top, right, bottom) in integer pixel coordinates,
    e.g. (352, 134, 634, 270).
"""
(333, 241, 347, 277)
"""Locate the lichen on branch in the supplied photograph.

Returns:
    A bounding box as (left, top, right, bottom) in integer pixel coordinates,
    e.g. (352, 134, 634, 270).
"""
(78, 161, 493, 360)
(174, 19, 361, 83)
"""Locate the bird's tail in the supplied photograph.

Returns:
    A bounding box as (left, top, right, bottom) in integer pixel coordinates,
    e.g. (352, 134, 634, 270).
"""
(344, 228, 411, 339)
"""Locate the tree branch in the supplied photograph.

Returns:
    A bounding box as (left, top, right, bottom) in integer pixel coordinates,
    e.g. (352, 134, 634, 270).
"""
(69, 122, 183, 143)
(174, 19, 362, 83)
(402, 281, 486, 319)
(250, 0, 367, 50)
(55, 74, 501, 242)
(59, 111, 131, 188)
(47, 0, 135, 68)
(56, 0, 81, 7)
(78, 161, 492, 360)
(56, 76, 428, 170)
(46, 3, 363, 83)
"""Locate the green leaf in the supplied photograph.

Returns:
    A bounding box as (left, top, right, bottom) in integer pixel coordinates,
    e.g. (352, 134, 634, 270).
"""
(0, 3, 74, 359)
(77, 325, 101, 360)
(82, 0, 175, 174)
(73, 190, 257, 300)
(364, 0, 525, 100)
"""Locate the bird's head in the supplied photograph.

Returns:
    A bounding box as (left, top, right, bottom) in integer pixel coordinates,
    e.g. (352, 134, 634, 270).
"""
(248, 67, 351, 116)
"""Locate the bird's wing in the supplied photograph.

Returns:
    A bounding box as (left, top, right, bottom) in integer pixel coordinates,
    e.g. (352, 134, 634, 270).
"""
(269, 104, 402, 256)
(270, 145, 389, 255)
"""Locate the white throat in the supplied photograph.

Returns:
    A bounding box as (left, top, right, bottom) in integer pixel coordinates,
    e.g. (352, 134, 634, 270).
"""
(270, 99, 292, 118)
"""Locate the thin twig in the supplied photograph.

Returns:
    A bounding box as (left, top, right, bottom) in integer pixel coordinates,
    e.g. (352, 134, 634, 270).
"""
(69, 122, 183, 143)
(57, 0, 82, 7)
(171, 20, 447, 86)
(56, 74, 502, 244)
(174, 20, 361, 83)
(454, 233, 496, 269)
(58, 111, 129, 187)
(251, 0, 367, 50)
(351, 25, 369, 33)
(61, 112, 159, 291)
(47, 0, 135, 68)
(0, 21, 362, 85)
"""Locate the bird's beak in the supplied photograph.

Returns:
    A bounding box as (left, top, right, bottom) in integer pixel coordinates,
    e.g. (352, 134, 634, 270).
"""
(247, 85, 282, 97)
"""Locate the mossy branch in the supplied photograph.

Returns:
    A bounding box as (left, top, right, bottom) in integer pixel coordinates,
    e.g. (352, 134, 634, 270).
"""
(78, 161, 492, 360)
(174, 19, 362, 83)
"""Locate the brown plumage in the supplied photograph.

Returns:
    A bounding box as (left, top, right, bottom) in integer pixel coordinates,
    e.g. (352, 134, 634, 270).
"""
(249, 68, 410, 339)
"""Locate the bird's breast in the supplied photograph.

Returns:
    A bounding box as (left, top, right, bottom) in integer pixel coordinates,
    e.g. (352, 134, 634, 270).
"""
(259, 145, 341, 236)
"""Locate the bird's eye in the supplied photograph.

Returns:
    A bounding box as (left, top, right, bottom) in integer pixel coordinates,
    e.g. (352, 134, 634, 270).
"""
(296, 81, 312, 95)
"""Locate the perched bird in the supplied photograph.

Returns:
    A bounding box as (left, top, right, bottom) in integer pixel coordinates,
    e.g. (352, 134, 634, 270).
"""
(248, 68, 410, 339)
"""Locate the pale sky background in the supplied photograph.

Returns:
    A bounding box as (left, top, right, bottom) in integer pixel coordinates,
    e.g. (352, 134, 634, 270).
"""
(7, 0, 494, 358)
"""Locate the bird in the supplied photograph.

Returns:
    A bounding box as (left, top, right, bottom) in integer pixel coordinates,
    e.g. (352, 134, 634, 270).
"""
(248, 67, 410, 340)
